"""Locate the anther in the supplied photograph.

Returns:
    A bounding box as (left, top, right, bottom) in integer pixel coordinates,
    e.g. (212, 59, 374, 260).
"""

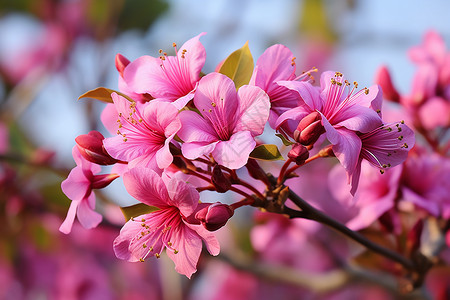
(139, 258, 145, 262)
(155, 253, 160, 259)
(380, 169, 385, 174)
(364, 88, 369, 95)
(398, 135, 403, 140)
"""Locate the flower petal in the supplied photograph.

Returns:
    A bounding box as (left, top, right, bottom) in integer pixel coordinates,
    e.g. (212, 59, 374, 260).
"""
(165, 225, 203, 278)
(234, 85, 270, 136)
(277, 80, 323, 111)
(123, 167, 170, 208)
(166, 177, 200, 217)
(59, 200, 78, 234)
(178, 110, 218, 143)
(77, 193, 102, 229)
(181, 141, 219, 160)
(211, 131, 256, 169)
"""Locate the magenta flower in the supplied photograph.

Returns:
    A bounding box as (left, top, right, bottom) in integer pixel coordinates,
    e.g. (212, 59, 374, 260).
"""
(249, 44, 301, 129)
(349, 121, 415, 194)
(276, 71, 383, 181)
(178, 72, 270, 169)
(60, 147, 118, 234)
(401, 152, 450, 219)
(103, 92, 181, 171)
(329, 161, 403, 231)
(122, 33, 206, 109)
(113, 167, 220, 278)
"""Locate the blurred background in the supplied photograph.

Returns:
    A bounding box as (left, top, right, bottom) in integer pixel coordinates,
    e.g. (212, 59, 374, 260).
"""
(1, 0, 450, 299)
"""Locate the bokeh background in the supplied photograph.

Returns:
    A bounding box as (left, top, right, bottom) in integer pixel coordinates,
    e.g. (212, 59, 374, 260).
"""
(1, 0, 450, 299)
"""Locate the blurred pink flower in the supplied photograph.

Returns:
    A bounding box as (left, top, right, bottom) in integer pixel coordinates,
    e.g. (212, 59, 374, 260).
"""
(401, 152, 450, 219)
(122, 33, 206, 109)
(60, 147, 118, 234)
(103, 92, 181, 171)
(329, 161, 403, 231)
(0, 122, 8, 155)
(178, 72, 270, 169)
(113, 167, 219, 278)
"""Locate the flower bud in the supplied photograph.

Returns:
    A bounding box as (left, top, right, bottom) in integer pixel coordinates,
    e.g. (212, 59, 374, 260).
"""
(115, 53, 130, 78)
(293, 111, 325, 145)
(75, 131, 118, 165)
(245, 159, 269, 185)
(288, 143, 309, 165)
(211, 165, 231, 193)
(195, 202, 234, 231)
(91, 173, 120, 189)
(374, 65, 400, 102)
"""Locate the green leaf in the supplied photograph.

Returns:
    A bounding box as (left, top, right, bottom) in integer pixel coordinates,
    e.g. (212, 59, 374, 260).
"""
(78, 87, 134, 103)
(218, 41, 254, 89)
(249, 144, 284, 161)
(275, 133, 295, 146)
(120, 203, 160, 221)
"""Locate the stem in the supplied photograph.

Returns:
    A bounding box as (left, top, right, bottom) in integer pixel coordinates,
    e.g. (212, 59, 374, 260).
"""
(284, 152, 321, 176)
(234, 179, 265, 200)
(277, 158, 293, 185)
(286, 187, 415, 270)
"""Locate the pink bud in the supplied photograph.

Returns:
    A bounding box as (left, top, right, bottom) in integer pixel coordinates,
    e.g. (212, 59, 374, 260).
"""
(91, 173, 120, 189)
(211, 165, 231, 193)
(374, 65, 400, 102)
(195, 202, 234, 231)
(115, 53, 130, 78)
(288, 143, 309, 165)
(293, 111, 325, 145)
(75, 131, 118, 165)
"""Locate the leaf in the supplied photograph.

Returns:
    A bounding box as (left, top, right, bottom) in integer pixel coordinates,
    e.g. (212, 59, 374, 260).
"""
(275, 133, 295, 146)
(120, 203, 160, 221)
(249, 144, 283, 161)
(78, 87, 134, 103)
(218, 41, 254, 89)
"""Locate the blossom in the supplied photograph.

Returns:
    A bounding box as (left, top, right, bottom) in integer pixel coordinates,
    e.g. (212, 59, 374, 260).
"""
(103, 92, 181, 171)
(60, 147, 118, 234)
(178, 72, 270, 169)
(349, 121, 415, 194)
(113, 167, 220, 278)
(122, 33, 206, 109)
(276, 71, 383, 181)
(401, 151, 450, 219)
(249, 44, 301, 129)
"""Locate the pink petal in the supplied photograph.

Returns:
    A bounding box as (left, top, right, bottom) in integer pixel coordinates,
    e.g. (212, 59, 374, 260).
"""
(334, 105, 382, 133)
(166, 178, 199, 217)
(274, 106, 310, 130)
(194, 73, 239, 132)
(277, 80, 322, 111)
(59, 200, 78, 234)
(61, 166, 90, 201)
(155, 135, 175, 169)
(178, 110, 218, 143)
(181, 141, 219, 160)
(189, 223, 220, 256)
(211, 131, 256, 169)
(123, 167, 171, 208)
(165, 225, 203, 278)
(113, 219, 143, 262)
(77, 193, 102, 229)
(249, 44, 296, 89)
(418, 97, 450, 130)
(178, 32, 207, 86)
(402, 187, 440, 216)
(142, 101, 181, 136)
(234, 85, 270, 136)
(100, 103, 118, 135)
(322, 116, 361, 180)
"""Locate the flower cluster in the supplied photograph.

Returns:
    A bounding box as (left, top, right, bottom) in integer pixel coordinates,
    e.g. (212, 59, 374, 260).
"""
(60, 32, 420, 279)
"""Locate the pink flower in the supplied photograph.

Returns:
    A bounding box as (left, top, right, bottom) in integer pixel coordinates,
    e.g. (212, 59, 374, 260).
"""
(178, 72, 270, 169)
(122, 33, 206, 109)
(349, 121, 415, 194)
(276, 71, 383, 181)
(401, 152, 450, 219)
(249, 44, 301, 129)
(113, 167, 220, 278)
(60, 147, 118, 234)
(329, 161, 403, 231)
(103, 92, 181, 171)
